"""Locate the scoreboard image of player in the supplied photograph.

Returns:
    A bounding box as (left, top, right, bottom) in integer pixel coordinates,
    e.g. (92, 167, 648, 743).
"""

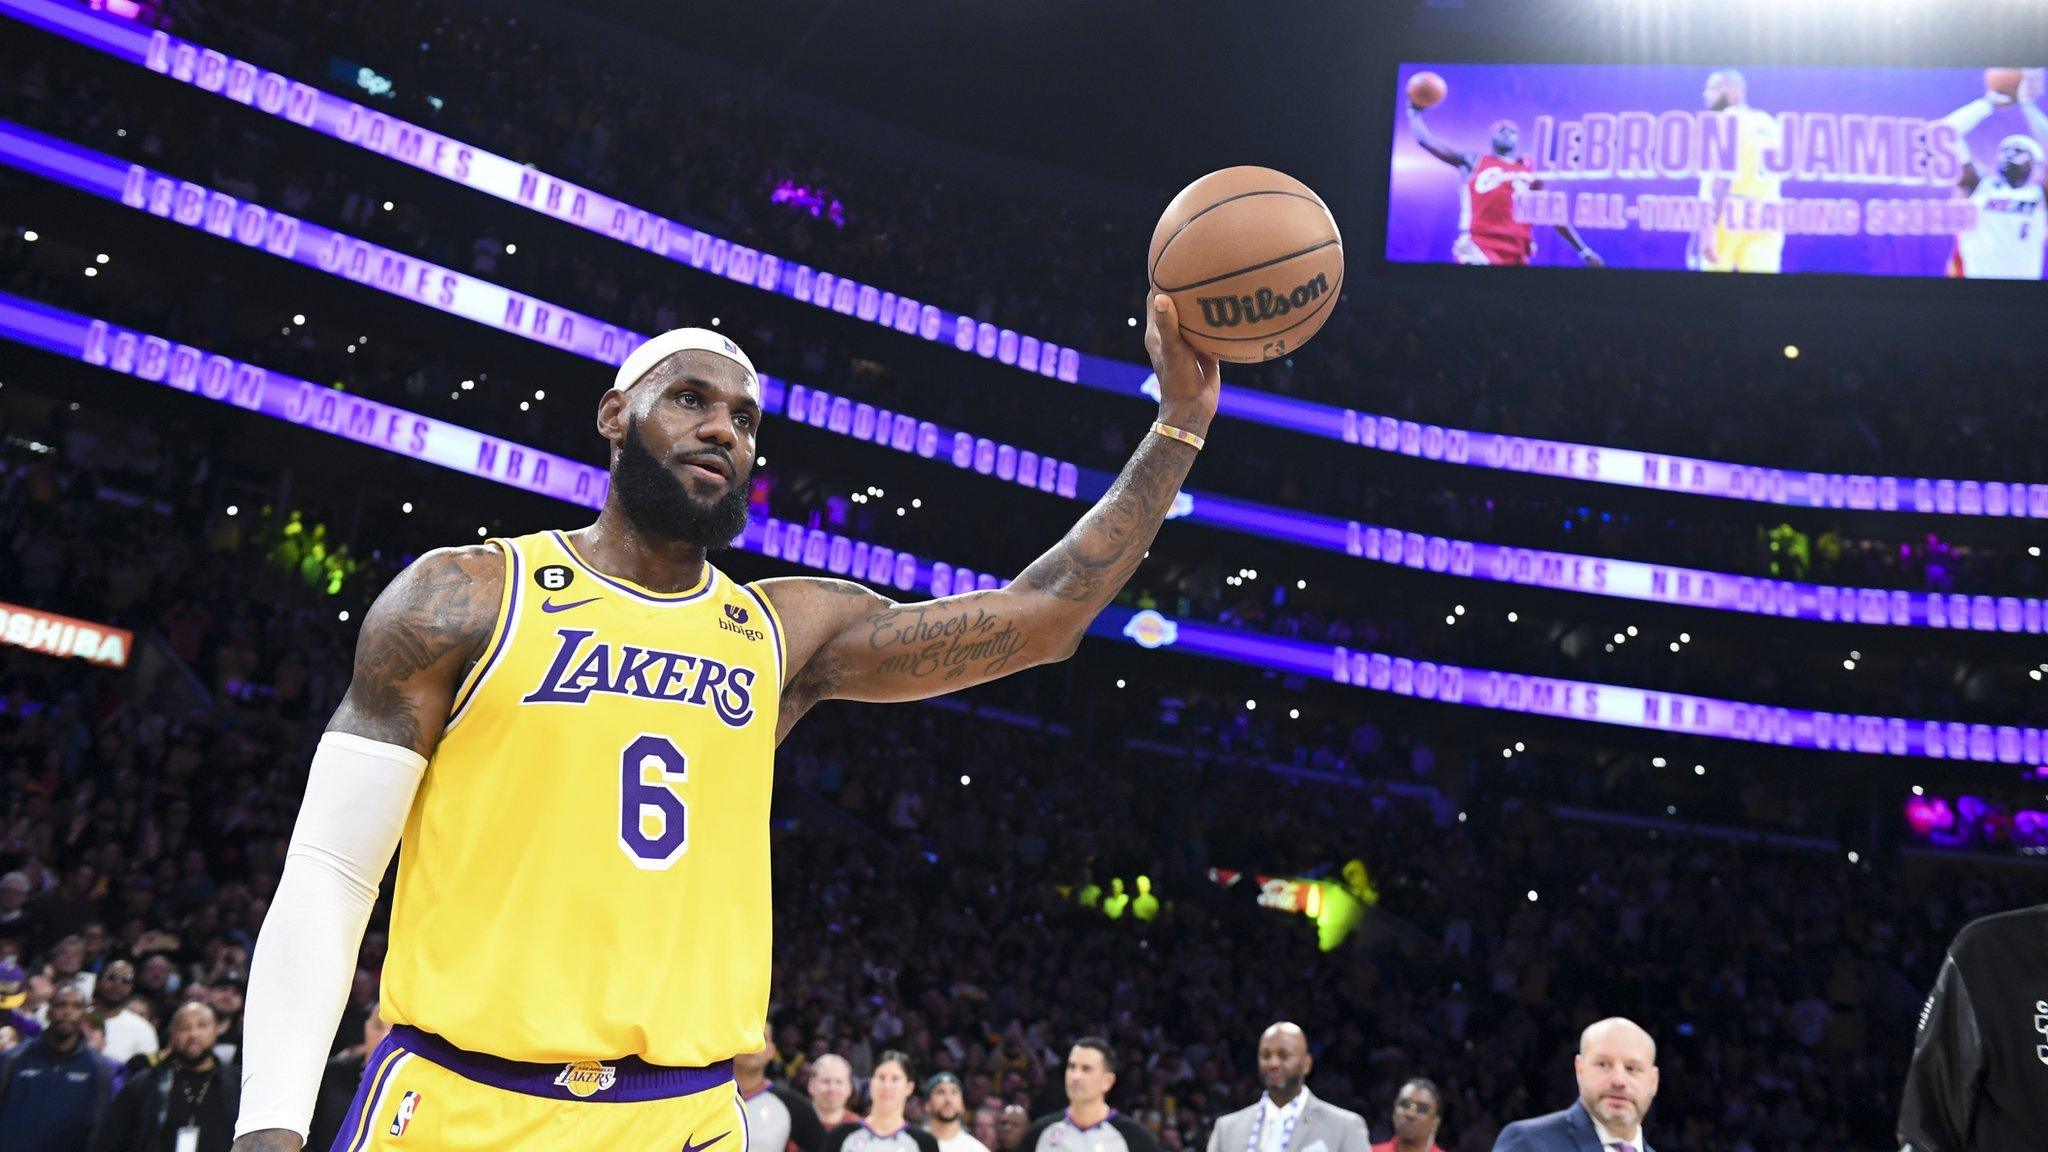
(1386, 63, 2047, 278)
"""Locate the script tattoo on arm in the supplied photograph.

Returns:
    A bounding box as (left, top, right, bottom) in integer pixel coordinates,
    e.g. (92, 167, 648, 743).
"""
(326, 545, 504, 758)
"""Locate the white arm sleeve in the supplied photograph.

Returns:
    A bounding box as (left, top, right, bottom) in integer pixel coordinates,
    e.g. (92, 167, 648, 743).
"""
(235, 732, 427, 1140)
(1936, 96, 1997, 163)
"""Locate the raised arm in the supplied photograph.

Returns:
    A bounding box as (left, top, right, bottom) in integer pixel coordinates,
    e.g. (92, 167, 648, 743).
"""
(1407, 105, 1476, 173)
(758, 294, 1220, 740)
(232, 545, 502, 1152)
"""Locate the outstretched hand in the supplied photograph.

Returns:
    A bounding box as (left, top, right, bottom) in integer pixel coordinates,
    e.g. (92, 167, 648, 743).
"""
(1143, 293, 1221, 437)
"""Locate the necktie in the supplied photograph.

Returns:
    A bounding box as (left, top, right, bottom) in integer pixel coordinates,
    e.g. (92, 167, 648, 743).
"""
(1614, 1143, 1637, 1152)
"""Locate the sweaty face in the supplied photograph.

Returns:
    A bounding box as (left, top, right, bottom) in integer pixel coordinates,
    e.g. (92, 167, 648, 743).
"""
(609, 352, 759, 549)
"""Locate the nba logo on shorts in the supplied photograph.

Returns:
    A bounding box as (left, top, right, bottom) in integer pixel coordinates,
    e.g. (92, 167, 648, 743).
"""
(388, 1091, 421, 1136)
(555, 1060, 618, 1098)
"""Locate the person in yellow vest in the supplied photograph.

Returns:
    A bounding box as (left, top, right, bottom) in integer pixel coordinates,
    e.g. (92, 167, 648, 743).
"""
(230, 296, 1222, 1151)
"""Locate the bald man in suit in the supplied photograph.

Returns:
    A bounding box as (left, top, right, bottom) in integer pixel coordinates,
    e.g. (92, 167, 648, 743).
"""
(1207, 1023, 1369, 1152)
(1493, 1019, 1658, 1152)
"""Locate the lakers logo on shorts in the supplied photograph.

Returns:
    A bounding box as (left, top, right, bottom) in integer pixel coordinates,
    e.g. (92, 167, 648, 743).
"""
(553, 1060, 618, 1098)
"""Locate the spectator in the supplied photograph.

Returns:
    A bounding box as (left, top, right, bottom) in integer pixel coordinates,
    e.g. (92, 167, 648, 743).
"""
(90, 1000, 238, 1152)
(1492, 1019, 1659, 1152)
(93, 960, 158, 1067)
(824, 1050, 941, 1152)
(812, 1053, 862, 1130)
(997, 1103, 1032, 1152)
(973, 1107, 1002, 1152)
(3, 958, 44, 1040)
(1207, 1023, 1368, 1152)
(1372, 1080, 1446, 1152)
(926, 1072, 991, 1152)
(0, 870, 29, 937)
(1020, 1040, 1160, 1152)
(1896, 902, 2048, 1151)
(743, 1025, 828, 1152)
(0, 985, 114, 1151)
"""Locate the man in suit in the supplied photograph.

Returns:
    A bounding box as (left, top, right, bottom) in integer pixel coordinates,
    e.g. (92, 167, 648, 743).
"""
(1492, 1018, 1659, 1152)
(1207, 1023, 1370, 1152)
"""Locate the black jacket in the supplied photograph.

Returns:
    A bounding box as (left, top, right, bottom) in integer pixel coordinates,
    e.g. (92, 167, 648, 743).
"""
(88, 1052, 240, 1152)
(1898, 902, 2048, 1151)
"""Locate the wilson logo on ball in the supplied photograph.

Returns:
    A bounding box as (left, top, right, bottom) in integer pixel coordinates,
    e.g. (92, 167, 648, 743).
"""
(1194, 272, 1331, 329)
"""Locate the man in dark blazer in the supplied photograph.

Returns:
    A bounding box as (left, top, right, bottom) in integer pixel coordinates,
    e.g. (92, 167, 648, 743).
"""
(1492, 1018, 1659, 1152)
(1207, 1023, 1370, 1152)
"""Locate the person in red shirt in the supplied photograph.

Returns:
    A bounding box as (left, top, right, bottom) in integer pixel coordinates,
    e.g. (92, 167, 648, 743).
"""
(1406, 105, 1603, 268)
(1371, 1079, 1446, 1152)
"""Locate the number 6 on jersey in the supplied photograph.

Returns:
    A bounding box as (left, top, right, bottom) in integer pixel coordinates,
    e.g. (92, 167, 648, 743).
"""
(620, 733, 689, 868)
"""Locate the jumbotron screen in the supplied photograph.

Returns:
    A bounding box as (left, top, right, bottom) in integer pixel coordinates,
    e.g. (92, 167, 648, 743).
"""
(1385, 63, 2047, 278)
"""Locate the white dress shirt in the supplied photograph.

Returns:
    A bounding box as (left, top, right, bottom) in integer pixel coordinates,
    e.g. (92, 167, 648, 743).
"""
(1255, 1088, 1312, 1152)
(1590, 1113, 1646, 1152)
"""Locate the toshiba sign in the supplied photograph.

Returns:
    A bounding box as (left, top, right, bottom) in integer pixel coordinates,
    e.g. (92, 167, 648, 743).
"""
(0, 601, 133, 668)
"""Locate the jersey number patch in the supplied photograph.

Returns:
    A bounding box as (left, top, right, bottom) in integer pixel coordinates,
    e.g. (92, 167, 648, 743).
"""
(620, 733, 689, 868)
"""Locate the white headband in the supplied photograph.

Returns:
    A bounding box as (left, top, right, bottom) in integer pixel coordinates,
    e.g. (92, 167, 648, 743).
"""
(611, 327, 758, 393)
(1999, 134, 2045, 164)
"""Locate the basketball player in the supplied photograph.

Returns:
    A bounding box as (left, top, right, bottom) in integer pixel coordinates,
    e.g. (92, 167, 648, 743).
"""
(1935, 74, 2048, 280)
(822, 1053, 940, 1152)
(1689, 69, 1787, 274)
(1405, 104, 1604, 267)
(228, 295, 1222, 1151)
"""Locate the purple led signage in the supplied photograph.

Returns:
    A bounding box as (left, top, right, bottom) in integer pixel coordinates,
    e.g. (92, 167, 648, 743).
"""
(6, 0, 2045, 520)
(5, 291, 2036, 763)
(7, 118, 2041, 633)
(769, 180, 846, 229)
(1905, 793, 2048, 856)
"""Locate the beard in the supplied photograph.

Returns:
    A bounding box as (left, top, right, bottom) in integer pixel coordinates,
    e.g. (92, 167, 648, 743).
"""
(612, 416, 751, 549)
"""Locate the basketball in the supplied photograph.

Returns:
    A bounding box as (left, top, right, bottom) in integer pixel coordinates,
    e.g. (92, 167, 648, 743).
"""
(1407, 70, 1448, 109)
(1985, 67, 2022, 98)
(1147, 167, 1344, 363)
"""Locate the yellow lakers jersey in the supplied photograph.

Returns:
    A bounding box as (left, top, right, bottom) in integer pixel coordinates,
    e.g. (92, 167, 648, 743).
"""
(380, 529, 783, 1066)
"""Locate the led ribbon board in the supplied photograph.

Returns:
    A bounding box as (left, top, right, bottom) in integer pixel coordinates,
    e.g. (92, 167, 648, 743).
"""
(8, 292, 2040, 763)
(5, 0, 2045, 521)
(6, 119, 2041, 633)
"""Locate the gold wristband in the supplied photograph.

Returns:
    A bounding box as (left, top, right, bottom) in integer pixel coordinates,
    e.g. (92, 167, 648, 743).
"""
(1150, 421, 1206, 452)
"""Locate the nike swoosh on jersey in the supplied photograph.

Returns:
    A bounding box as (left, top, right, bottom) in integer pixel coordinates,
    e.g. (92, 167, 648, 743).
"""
(540, 596, 601, 613)
(682, 1131, 731, 1152)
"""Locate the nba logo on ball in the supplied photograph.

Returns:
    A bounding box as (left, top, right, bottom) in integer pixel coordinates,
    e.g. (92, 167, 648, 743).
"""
(555, 1060, 618, 1098)
(389, 1091, 421, 1136)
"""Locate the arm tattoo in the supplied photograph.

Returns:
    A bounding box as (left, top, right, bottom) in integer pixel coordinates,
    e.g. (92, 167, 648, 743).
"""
(865, 600, 1030, 684)
(1018, 436, 1191, 605)
(328, 552, 495, 754)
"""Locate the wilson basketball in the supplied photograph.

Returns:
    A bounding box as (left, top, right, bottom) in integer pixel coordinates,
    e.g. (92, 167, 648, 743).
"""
(1407, 71, 1448, 109)
(1147, 167, 1344, 363)
(1985, 67, 2022, 99)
